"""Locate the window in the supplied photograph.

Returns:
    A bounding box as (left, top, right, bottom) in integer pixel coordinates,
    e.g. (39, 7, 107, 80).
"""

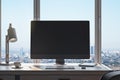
(1, 0, 119, 70)
(1, 0, 33, 63)
(0, 0, 95, 64)
(102, 0, 120, 70)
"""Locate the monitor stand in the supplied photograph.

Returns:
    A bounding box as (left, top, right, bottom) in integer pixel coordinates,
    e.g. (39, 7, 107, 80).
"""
(56, 59, 65, 65)
(45, 59, 74, 69)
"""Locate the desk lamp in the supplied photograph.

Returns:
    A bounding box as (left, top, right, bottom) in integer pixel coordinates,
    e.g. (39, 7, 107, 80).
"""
(6, 23, 17, 64)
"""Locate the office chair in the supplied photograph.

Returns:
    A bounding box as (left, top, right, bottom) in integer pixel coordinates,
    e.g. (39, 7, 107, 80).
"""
(101, 71, 120, 80)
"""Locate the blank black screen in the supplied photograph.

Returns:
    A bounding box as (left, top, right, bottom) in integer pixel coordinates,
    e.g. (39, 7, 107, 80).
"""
(31, 21, 90, 59)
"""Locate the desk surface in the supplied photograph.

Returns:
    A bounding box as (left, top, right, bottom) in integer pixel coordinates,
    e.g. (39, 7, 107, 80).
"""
(0, 63, 113, 76)
(0, 63, 112, 71)
(0, 63, 112, 80)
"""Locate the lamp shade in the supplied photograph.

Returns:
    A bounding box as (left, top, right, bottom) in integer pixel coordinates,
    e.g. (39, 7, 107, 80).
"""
(7, 24, 17, 42)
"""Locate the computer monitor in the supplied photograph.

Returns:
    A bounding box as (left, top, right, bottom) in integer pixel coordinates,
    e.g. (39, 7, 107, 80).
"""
(31, 21, 90, 64)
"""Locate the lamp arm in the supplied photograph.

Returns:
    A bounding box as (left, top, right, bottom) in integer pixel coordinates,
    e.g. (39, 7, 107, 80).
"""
(6, 35, 9, 64)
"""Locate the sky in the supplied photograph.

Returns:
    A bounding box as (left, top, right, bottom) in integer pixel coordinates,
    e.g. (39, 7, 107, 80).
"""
(102, 0, 120, 50)
(1, 0, 120, 53)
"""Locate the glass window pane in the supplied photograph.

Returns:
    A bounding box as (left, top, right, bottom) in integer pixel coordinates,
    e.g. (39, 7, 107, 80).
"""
(102, 0, 120, 70)
(1, 0, 33, 63)
(40, 0, 95, 63)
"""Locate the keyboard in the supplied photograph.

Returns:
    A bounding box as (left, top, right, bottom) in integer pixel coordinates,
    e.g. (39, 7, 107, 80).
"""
(45, 66, 75, 69)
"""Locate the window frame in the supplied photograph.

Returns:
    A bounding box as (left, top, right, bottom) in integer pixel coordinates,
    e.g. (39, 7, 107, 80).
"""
(95, 0, 101, 64)
(0, 0, 102, 64)
(0, 0, 1, 63)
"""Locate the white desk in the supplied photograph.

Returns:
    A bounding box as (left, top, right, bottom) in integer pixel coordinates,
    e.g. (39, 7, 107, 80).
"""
(0, 63, 112, 80)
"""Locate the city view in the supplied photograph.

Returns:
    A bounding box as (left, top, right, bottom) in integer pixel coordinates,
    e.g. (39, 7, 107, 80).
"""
(1, 46, 120, 70)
